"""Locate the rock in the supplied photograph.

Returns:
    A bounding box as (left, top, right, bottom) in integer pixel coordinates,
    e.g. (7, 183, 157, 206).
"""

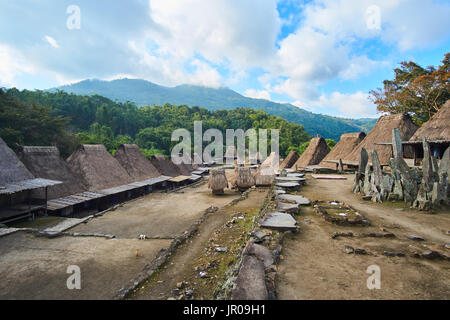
(277, 194, 311, 205)
(355, 248, 367, 255)
(199, 271, 208, 278)
(392, 128, 403, 159)
(395, 157, 419, 204)
(274, 189, 286, 195)
(384, 251, 405, 257)
(408, 235, 425, 241)
(331, 231, 354, 239)
(245, 242, 274, 267)
(231, 255, 268, 300)
(344, 245, 355, 254)
(304, 218, 311, 223)
(216, 247, 228, 253)
(372, 150, 383, 187)
(252, 230, 269, 243)
(276, 182, 300, 190)
(260, 212, 297, 232)
(276, 201, 300, 214)
(420, 250, 443, 260)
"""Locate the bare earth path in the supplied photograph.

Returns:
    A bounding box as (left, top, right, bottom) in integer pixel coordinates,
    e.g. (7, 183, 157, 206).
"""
(0, 182, 241, 299)
(277, 174, 450, 300)
(131, 189, 269, 300)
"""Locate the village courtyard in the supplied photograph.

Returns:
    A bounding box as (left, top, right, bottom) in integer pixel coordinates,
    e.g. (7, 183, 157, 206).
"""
(0, 172, 448, 300)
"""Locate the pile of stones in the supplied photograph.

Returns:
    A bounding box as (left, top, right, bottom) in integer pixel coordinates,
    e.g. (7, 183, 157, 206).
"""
(352, 129, 449, 210)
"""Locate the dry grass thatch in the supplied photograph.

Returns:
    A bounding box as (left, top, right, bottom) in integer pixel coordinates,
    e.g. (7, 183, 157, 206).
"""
(150, 155, 179, 177)
(19, 146, 86, 199)
(67, 144, 133, 191)
(0, 137, 34, 185)
(255, 166, 275, 186)
(234, 166, 255, 189)
(208, 168, 228, 191)
(347, 113, 418, 164)
(279, 151, 299, 169)
(294, 137, 331, 168)
(114, 144, 160, 180)
(410, 100, 450, 141)
(319, 132, 366, 168)
(260, 152, 279, 169)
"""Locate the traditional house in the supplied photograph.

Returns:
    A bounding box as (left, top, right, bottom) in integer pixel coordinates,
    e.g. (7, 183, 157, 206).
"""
(320, 132, 366, 170)
(293, 136, 330, 169)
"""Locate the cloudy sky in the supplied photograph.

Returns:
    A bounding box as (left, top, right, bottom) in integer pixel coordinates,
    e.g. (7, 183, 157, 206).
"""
(1, 0, 449, 118)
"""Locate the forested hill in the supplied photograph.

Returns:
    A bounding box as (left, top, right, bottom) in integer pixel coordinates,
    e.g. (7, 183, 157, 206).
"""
(54, 79, 377, 141)
(1, 88, 310, 158)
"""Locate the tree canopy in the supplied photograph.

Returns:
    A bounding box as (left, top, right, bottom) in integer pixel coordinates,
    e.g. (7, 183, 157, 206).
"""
(0, 88, 311, 158)
(370, 52, 449, 125)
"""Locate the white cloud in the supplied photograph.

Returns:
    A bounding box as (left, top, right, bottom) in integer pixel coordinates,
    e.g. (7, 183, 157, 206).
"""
(148, 0, 281, 68)
(0, 44, 36, 86)
(44, 35, 59, 49)
(244, 89, 271, 100)
(316, 91, 377, 118)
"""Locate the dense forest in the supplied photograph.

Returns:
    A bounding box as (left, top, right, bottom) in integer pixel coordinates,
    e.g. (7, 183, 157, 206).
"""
(55, 78, 376, 141)
(0, 88, 311, 159)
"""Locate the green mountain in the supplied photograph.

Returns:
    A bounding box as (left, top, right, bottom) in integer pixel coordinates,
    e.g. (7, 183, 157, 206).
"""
(54, 78, 377, 141)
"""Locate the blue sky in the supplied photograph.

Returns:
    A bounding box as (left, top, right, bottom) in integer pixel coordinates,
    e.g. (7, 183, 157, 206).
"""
(1, 0, 449, 118)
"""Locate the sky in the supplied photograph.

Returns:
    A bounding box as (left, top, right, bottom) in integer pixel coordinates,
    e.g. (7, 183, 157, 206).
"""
(0, 0, 449, 118)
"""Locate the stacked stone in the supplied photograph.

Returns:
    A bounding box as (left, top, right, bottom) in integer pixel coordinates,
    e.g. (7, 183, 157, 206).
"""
(352, 129, 449, 210)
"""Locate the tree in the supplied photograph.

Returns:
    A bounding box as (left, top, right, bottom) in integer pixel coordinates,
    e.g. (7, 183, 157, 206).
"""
(370, 52, 450, 125)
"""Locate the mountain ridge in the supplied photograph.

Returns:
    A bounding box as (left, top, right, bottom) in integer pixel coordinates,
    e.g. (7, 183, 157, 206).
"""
(53, 78, 377, 141)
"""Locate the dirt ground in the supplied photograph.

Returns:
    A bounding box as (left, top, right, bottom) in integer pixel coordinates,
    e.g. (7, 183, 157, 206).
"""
(71, 181, 240, 238)
(277, 173, 450, 300)
(131, 189, 269, 300)
(0, 181, 241, 300)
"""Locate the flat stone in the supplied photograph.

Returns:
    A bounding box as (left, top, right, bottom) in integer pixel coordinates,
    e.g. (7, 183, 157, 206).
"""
(252, 230, 269, 242)
(44, 217, 91, 233)
(408, 235, 425, 241)
(231, 255, 268, 300)
(274, 189, 286, 195)
(277, 194, 311, 205)
(287, 173, 305, 178)
(384, 251, 405, 257)
(245, 243, 274, 267)
(260, 212, 297, 232)
(311, 174, 347, 180)
(344, 245, 355, 254)
(276, 201, 300, 214)
(0, 228, 21, 238)
(276, 182, 300, 189)
(275, 177, 306, 182)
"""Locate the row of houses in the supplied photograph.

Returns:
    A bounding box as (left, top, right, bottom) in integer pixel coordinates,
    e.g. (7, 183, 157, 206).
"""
(0, 141, 208, 224)
(280, 100, 450, 171)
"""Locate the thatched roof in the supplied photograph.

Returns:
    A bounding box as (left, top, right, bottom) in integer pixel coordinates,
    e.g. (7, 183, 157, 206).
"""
(234, 166, 255, 189)
(208, 168, 228, 191)
(294, 137, 330, 168)
(18, 146, 86, 199)
(114, 144, 160, 180)
(67, 144, 133, 191)
(410, 100, 450, 141)
(279, 151, 299, 169)
(0, 137, 34, 185)
(150, 155, 179, 177)
(347, 113, 418, 164)
(260, 152, 279, 169)
(319, 132, 366, 168)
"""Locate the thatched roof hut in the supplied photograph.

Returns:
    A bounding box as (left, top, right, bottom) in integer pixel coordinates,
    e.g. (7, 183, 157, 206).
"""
(293, 136, 330, 168)
(208, 168, 228, 194)
(114, 144, 160, 180)
(319, 132, 366, 168)
(279, 151, 299, 169)
(410, 100, 450, 141)
(347, 113, 418, 164)
(19, 146, 86, 199)
(234, 166, 255, 190)
(67, 144, 133, 191)
(0, 137, 34, 185)
(150, 155, 179, 177)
